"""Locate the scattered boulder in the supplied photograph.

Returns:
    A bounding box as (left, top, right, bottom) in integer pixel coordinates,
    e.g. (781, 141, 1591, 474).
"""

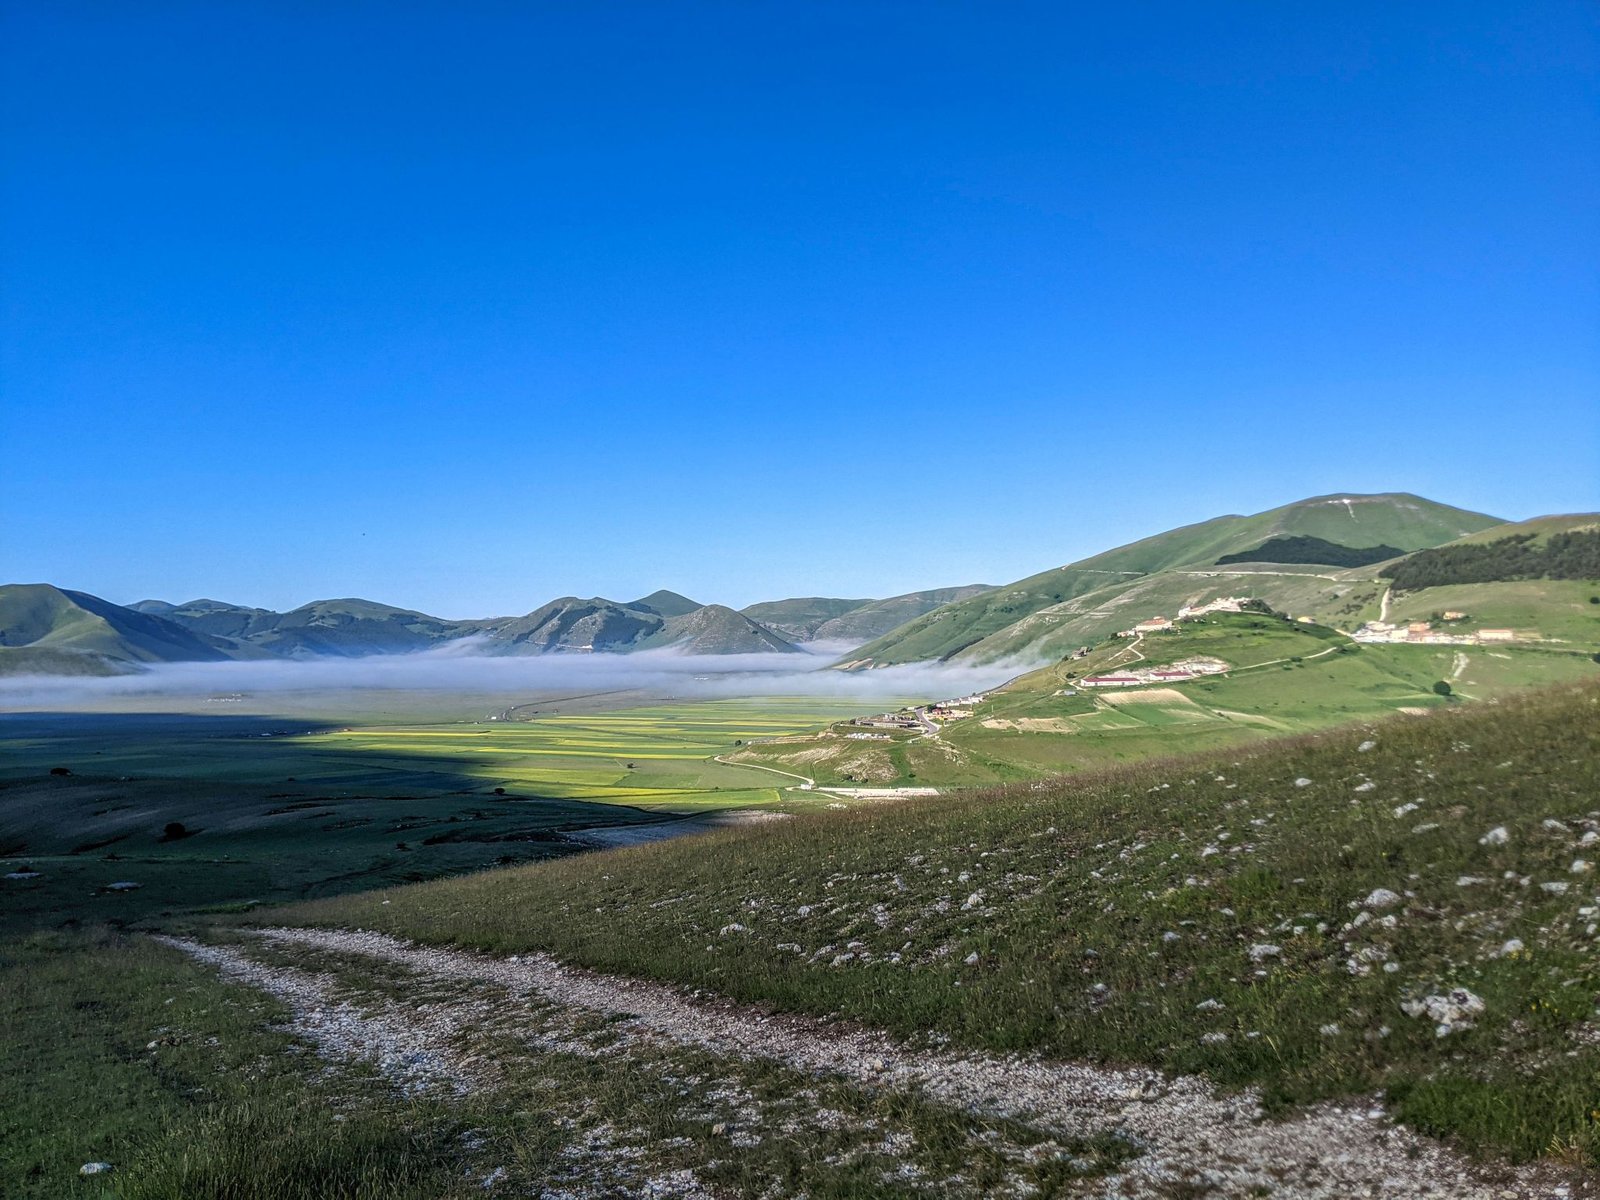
(1478, 826, 1510, 847)
(1247, 943, 1282, 963)
(1401, 987, 1485, 1036)
(79, 1162, 113, 1176)
(106, 881, 141, 892)
(49, 767, 72, 777)
(1363, 888, 1402, 910)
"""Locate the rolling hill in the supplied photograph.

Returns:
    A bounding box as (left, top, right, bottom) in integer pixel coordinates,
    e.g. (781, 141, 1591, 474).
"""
(841, 493, 1504, 667)
(0, 584, 245, 675)
(740, 586, 993, 644)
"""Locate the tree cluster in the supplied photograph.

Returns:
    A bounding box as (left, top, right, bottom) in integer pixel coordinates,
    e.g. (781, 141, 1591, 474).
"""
(1216, 535, 1404, 568)
(1381, 530, 1600, 591)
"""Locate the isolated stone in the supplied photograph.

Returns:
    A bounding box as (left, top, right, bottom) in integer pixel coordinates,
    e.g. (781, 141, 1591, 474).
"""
(1479, 826, 1510, 846)
(1364, 888, 1402, 910)
(1401, 987, 1485, 1036)
(79, 1163, 113, 1176)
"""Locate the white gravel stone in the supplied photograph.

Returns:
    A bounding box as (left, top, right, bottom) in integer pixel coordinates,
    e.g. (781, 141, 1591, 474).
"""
(158, 929, 1561, 1200)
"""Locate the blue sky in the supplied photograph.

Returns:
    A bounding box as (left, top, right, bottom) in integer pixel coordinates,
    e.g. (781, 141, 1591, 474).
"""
(4, 3, 1596, 617)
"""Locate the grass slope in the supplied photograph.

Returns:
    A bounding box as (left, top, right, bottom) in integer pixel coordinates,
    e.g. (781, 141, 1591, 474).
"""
(275, 681, 1600, 1164)
(2, 931, 474, 1199)
(746, 613, 1598, 789)
(0, 585, 239, 674)
(846, 494, 1501, 666)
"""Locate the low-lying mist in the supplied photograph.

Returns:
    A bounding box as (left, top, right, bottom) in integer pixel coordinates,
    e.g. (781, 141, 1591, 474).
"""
(0, 641, 1040, 711)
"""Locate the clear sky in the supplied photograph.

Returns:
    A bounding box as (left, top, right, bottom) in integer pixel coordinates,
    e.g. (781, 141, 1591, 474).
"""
(4, 3, 1596, 617)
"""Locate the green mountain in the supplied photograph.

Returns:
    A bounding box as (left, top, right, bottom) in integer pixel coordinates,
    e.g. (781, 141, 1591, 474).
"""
(810, 586, 995, 644)
(738, 597, 874, 642)
(628, 590, 704, 618)
(467, 596, 669, 654)
(640, 604, 800, 654)
(136, 597, 466, 658)
(0, 584, 243, 675)
(842, 493, 1502, 666)
(740, 587, 994, 644)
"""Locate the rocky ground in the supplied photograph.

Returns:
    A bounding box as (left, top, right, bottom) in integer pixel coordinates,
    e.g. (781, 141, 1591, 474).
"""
(159, 927, 1584, 1199)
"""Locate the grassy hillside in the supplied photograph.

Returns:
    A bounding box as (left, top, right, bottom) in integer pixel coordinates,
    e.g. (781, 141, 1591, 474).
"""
(813, 586, 995, 644)
(1383, 579, 1600, 645)
(628, 589, 703, 617)
(740, 588, 994, 645)
(845, 494, 1501, 667)
(640, 604, 800, 654)
(0, 584, 239, 673)
(739, 596, 874, 641)
(741, 613, 1598, 788)
(273, 681, 1600, 1164)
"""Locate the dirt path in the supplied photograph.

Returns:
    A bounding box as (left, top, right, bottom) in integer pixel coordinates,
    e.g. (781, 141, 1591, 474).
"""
(165, 926, 1566, 1200)
(712, 754, 814, 789)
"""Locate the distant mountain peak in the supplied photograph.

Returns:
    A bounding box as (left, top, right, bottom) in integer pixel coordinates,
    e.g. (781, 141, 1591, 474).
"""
(628, 590, 703, 617)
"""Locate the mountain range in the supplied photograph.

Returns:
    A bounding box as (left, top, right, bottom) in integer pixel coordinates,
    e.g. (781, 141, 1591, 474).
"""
(4, 492, 1595, 678)
(0, 583, 988, 676)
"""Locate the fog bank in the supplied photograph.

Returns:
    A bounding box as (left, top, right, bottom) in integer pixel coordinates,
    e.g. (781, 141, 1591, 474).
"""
(0, 643, 1039, 710)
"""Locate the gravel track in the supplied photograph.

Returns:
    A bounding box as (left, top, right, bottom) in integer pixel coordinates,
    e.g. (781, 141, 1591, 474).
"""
(182, 926, 1574, 1199)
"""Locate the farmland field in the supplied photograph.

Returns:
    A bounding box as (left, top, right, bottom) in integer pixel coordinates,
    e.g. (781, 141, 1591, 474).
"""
(0, 694, 902, 934)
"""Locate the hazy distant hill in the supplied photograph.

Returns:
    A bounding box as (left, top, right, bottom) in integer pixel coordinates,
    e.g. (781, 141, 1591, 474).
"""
(0, 584, 242, 675)
(641, 604, 800, 654)
(133, 597, 467, 657)
(738, 597, 874, 642)
(842, 493, 1504, 667)
(628, 590, 704, 618)
(465, 597, 668, 654)
(741, 587, 993, 644)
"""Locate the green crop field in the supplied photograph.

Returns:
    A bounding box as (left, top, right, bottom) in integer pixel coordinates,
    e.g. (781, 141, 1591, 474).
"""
(0, 696, 897, 935)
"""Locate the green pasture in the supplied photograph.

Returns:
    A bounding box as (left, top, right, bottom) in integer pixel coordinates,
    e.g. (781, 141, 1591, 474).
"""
(0, 697, 891, 933)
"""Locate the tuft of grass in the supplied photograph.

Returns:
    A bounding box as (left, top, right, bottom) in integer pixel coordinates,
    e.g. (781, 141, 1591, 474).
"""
(0, 930, 474, 1199)
(270, 681, 1600, 1163)
(113, 1104, 450, 1200)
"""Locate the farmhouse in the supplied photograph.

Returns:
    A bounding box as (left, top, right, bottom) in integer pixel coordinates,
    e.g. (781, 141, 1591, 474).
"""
(1082, 675, 1143, 688)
